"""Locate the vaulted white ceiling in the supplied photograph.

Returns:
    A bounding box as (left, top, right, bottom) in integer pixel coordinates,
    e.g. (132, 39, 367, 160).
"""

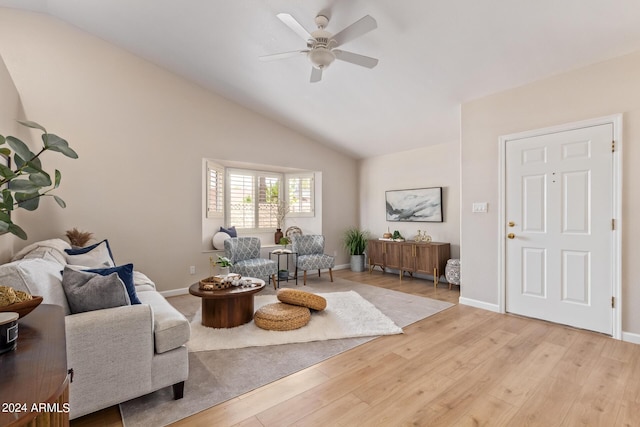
(2, 0, 640, 158)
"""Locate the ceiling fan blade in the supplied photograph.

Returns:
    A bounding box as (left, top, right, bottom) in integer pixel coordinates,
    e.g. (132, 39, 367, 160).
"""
(277, 13, 313, 42)
(334, 50, 379, 68)
(332, 15, 377, 46)
(310, 67, 323, 83)
(260, 50, 308, 61)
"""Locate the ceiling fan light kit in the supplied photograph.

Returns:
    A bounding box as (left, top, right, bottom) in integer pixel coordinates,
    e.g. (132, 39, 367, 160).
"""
(260, 12, 378, 82)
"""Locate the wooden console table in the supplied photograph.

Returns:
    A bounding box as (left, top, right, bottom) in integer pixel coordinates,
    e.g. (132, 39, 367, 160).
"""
(368, 239, 450, 288)
(0, 304, 70, 427)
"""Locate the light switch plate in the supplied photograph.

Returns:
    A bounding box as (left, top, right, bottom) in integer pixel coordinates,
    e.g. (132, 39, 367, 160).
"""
(472, 202, 488, 213)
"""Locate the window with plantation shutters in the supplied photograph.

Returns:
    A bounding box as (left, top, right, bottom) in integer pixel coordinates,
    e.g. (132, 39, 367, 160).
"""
(206, 161, 224, 218)
(226, 169, 282, 230)
(287, 173, 314, 217)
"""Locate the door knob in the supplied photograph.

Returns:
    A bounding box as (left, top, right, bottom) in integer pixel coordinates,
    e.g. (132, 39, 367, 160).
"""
(507, 233, 515, 239)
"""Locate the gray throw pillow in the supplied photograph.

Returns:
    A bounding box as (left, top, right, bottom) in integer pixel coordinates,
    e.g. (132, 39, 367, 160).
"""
(62, 266, 131, 314)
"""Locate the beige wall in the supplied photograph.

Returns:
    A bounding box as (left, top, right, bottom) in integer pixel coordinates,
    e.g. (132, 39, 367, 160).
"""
(359, 141, 461, 261)
(0, 9, 358, 291)
(461, 50, 640, 336)
(0, 56, 22, 261)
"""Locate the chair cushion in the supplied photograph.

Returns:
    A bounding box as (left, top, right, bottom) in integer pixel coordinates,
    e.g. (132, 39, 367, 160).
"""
(297, 254, 335, 271)
(292, 235, 325, 256)
(277, 288, 326, 311)
(254, 302, 310, 331)
(231, 258, 277, 279)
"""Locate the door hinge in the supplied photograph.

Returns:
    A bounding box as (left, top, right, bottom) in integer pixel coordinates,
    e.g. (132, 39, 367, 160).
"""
(612, 296, 615, 308)
(612, 140, 615, 152)
(612, 219, 615, 230)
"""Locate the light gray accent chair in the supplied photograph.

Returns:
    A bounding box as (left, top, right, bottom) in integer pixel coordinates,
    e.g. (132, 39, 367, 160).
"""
(224, 237, 277, 289)
(291, 234, 335, 286)
(0, 239, 190, 420)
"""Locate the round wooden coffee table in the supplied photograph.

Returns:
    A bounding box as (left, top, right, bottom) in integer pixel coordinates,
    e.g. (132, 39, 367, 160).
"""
(189, 278, 265, 328)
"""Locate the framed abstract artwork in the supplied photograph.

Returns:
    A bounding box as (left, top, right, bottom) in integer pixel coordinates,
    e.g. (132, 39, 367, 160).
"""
(385, 187, 443, 222)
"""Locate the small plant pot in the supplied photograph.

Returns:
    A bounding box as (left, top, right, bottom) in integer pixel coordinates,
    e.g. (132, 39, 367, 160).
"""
(278, 270, 289, 280)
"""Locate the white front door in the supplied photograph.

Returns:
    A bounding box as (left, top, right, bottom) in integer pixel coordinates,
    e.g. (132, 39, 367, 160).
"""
(505, 123, 613, 334)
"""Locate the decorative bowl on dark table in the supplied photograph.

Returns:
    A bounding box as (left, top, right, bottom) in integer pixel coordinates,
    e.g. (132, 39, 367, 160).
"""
(0, 296, 43, 319)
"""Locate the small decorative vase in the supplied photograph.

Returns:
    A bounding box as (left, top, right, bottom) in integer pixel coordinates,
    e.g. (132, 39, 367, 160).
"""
(274, 228, 284, 245)
(218, 266, 230, 276)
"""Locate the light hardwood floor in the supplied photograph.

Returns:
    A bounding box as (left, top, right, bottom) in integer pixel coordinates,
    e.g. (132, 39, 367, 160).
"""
(72, 270, 640, 427)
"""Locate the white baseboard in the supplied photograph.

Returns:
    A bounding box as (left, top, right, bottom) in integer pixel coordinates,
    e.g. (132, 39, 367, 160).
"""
(458, 297, 501, 313)
(622, 331, 640, 345)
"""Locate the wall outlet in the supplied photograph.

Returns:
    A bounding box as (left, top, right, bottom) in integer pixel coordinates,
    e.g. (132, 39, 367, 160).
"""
(189, 266, 196, 275)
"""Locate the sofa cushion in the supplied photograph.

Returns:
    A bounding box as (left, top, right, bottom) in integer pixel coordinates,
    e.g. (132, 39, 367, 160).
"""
(136, 290, 190, 353)
(85, 264, 141, 305)
(62, 267, 131, 314)
(64, 239, 115, 268)
(133, 271, 156, 291)
(0, 258, 71, 314)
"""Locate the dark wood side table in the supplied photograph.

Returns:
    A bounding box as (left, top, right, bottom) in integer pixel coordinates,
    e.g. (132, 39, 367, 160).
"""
(269, 250, 298, 287)
(0, 304, 70, 427)
(189, 279, 265, 328)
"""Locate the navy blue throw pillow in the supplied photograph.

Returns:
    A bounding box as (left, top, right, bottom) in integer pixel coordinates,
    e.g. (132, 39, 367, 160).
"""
(85, 263, 141, 305)
(220, 226, 237, 237)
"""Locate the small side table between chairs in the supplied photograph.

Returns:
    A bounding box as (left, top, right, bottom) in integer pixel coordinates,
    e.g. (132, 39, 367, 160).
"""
(269, 250, 298, 288)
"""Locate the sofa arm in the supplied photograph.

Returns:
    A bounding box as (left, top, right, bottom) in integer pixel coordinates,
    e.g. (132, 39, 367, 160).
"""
(65, 304, 155, 419)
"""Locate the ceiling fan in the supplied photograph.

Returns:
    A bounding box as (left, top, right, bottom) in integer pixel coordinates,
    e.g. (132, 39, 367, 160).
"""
(260, 12, 378, 83)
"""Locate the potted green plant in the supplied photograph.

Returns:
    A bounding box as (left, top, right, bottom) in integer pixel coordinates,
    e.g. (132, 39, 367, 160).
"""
(343, 227, 369, 272)
(215, 256, 233, 275)
(0, 120, 78, 239)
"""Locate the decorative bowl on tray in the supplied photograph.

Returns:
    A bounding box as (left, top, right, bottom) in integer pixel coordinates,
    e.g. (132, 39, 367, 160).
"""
(0, 296, 43, 318)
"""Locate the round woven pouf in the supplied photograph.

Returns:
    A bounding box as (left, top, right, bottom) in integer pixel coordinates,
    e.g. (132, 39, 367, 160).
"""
(254, 302, 311, 331)
(277, 288, 327, 311)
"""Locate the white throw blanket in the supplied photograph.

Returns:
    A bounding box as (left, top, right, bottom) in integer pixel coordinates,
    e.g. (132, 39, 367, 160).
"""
(11, 238, 71, 263)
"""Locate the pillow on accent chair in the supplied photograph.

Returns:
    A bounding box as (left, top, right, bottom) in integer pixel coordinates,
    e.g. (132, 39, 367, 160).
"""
(62, 267, 131, 314)
(64, 239, 116, 268)
(85, 263, 141, 305)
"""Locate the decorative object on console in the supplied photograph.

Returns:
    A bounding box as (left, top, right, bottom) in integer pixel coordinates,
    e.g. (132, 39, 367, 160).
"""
(414, 230, 432, 243)
(0, 120, 79, 240)
(382, 227, 392, 239)
(343, 227, 369, 272)
(386, 187, 443, 222)
(392, 230, 405, 241)
(65, 227, 94, 247)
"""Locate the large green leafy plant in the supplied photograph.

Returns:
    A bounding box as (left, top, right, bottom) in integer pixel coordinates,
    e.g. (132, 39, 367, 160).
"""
(343, 227, 369, 255)
(0, 120, 78, 239)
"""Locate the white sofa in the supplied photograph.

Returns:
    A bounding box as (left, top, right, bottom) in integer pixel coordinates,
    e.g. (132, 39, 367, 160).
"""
(0, 239, 190, 419)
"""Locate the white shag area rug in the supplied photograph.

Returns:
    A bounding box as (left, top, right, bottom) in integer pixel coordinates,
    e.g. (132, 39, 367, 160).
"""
(187, 290, 403, 352)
